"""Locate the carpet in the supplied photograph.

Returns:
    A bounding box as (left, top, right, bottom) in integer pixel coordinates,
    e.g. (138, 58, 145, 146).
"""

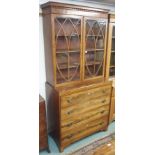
(68, 133, 115, 155)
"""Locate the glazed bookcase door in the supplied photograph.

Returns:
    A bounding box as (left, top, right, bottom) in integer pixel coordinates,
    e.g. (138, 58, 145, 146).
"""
(84, 17, 107, 80)
(109, 24, 115, 77)
(54, 15, 82, 84)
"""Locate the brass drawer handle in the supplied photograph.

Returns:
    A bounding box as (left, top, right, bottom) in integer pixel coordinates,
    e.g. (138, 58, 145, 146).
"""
(78, 130, 82, 134)
(67, 111, 72, 115)
(67, 134, 73, 139)
(102, 90, 106, 93)
(101, 100, 106, 103)
(67, 99, 71, 103)
(100, 111, 105, 114)
(100, 122, 103, 126)
(67, 109, 74, 115)
(66, 123, 72, 127)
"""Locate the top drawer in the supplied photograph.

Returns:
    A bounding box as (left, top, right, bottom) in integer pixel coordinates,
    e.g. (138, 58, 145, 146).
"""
(61, 85, 111, 108)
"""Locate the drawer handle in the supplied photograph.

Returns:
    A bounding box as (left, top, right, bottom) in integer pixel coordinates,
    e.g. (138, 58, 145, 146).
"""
(102, 90, 106, 93)
(67, 111, 72, 115)
(78, 130, 82, 134)
(67, 134, 73, 139)
(66, 123, 72, 127)
(100, 111, 105, 114)
(67, 99, 71, 103)
(101, 100, 106, 103)
(100, 122, 103, 126)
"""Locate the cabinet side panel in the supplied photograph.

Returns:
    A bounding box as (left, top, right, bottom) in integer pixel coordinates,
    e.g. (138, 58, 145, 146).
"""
(43, 14, 54, 85)
(45, 82, 56, 133)
(45, 82, 61, 149)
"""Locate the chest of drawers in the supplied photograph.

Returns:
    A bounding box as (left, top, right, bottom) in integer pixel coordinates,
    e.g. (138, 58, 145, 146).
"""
(51, 81, 112, 152)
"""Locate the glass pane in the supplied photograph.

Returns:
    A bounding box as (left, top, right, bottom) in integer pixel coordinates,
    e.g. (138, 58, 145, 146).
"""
(109, 25, 115, 77)
(85, 50, 103, 78)
(55, 17, 81, 84)
(69, 52, 80, 81)
(56, 53, 68, 84)
(85, 19, 106, 79)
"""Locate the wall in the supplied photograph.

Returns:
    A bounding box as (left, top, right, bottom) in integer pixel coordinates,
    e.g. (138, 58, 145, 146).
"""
(39, 14, 46, 98)
(39, 0, 115, 99)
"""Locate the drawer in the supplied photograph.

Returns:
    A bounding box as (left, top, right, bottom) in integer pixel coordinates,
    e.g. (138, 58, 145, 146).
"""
(62, 95, 110, 110)
(61, 110, 109, 137)
(61, 116, 108, 147)
(61, 104, 109, 127)
(61, 85, 111, 108)
(61, 96, 110, 121)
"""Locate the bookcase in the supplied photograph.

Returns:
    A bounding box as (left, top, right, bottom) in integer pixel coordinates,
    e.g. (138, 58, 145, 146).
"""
(42, 2, 108, 87)
(41, 2, 114, 152)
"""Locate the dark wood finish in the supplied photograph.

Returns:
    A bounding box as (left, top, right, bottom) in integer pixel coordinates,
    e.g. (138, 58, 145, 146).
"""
(39, 95, 50, 153)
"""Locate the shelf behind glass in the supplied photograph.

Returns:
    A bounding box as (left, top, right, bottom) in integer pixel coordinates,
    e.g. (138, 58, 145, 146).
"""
(86, 49, 104, 52)
(56, 50, 80, 53)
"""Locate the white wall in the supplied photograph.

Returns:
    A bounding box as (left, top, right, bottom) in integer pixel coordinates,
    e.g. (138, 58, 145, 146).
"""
(39, 14, 46, 99)
(39, 0, 115, 99)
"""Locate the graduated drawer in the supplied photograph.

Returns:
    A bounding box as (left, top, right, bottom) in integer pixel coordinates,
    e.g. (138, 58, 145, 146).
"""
(61, 115, 108, 148)
(61, 109, 109, 137)
(61, 97, 110, 121)
(61, 85, 111, 109)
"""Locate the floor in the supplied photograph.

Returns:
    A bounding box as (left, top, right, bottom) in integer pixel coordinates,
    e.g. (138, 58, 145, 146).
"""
(40, 122, 115, 155)
(93, 138, 115, 155)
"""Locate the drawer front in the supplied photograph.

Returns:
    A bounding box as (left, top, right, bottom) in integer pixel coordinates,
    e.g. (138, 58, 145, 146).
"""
(61, 115, 108, 147)
(61, 96, 110, 121)
(61, 110, 109, 138)
(61, 85, 111, 108)
(61, 104, 109, 127)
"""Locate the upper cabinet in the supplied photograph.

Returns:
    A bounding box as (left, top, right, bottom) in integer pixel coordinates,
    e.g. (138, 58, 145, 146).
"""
(106, 14, 115, 80)
(41, 2, 109, 87)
